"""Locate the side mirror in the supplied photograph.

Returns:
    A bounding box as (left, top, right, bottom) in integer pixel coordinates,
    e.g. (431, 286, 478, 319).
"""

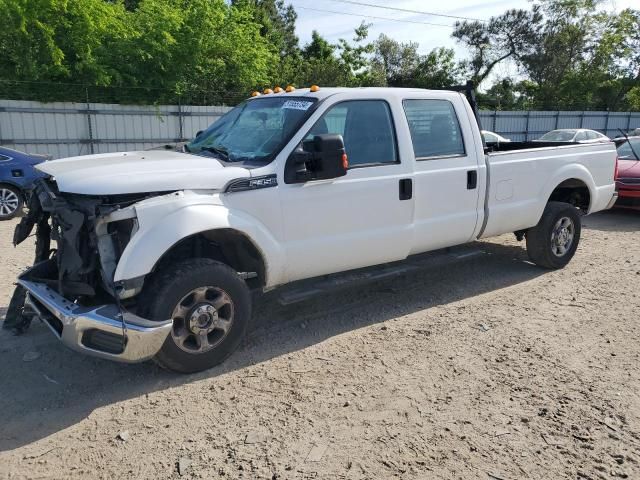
(288, 134, 348, 183)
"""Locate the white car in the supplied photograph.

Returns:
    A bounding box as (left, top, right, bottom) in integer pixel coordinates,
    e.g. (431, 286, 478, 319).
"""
(11, 87, 618, 373)
(536, 129, 610, 144)
(482, 130, 511, 143)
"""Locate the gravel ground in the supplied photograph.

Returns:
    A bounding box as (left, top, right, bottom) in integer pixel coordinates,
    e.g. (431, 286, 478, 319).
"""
(1, 210, 640, 480)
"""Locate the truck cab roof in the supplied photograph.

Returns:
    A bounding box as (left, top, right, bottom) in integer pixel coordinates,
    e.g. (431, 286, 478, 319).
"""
(248, 87, 464, 102)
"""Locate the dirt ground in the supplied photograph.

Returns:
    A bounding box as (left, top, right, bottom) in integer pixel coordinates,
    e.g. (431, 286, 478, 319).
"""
(1, 210, 639, 480)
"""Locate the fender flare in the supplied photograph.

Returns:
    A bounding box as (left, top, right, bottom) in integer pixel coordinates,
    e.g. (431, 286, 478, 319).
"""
(113, 204, 285, 287)
(538, 163, 596, 217)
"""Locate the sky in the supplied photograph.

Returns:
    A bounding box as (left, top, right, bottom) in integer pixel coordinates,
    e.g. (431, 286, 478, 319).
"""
(290, 0, 638, 81)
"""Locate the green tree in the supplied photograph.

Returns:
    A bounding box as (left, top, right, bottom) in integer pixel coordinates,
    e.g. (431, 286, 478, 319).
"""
(370, 34, 420, 86)
(296, 24, 376, 87)
(0, 0, 127, 84)
(453, 7, 542, 87)
(232, 0, 301, 87)
(371, 35, 461, 88)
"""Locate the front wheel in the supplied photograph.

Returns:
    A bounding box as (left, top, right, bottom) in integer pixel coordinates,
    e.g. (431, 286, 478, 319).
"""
(526, 201, 581, 269)
(138, 258, 251, 373)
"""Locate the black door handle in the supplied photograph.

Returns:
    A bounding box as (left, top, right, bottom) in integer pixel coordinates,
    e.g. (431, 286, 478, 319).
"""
(467, 170, 477, 190)
(399, 178, 412, 200)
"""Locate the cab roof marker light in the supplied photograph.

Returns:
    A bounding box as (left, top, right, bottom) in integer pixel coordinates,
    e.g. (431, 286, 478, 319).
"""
(310, 85, 320, 92)
(285, 85, 296, 93)
(273, 86, 284, 93)
(251, 91, 261, 97)
(264, 88, 273, 95)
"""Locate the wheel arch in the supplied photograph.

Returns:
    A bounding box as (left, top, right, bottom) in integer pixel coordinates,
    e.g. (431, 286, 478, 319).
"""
(0, 181, 24, 193)
(113, 204, 285, 288)
(542, 164, 596, 214)
(150, 228, 268, 289)
(547, 178, 592, 212)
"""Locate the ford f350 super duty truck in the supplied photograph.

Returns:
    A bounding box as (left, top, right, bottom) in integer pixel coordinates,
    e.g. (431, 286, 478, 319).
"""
(7, 86, 618, 373)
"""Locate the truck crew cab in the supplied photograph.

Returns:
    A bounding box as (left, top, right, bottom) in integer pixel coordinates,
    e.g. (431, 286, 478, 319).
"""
(9, 86, 618, 373)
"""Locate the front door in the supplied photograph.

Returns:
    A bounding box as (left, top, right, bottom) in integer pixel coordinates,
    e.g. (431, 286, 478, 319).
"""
(279, 99, 414, 283)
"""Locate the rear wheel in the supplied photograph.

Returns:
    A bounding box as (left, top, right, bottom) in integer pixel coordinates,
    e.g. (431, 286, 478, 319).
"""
(526, 201, 581, 269)
(0, 185, 22, 220)
(138, 258, 251, 373)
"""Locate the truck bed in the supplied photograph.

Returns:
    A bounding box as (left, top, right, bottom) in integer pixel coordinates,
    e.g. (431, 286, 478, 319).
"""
(480, 141, 617, 239)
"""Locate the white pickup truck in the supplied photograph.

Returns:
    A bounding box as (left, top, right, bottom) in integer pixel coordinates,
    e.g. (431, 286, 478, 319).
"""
(8, 87, 618, 373)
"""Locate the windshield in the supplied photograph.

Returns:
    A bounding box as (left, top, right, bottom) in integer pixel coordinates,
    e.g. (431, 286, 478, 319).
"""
(539, 130, 577, 142)
(186, 97, 318, 163)
(617, 139, 640, 160)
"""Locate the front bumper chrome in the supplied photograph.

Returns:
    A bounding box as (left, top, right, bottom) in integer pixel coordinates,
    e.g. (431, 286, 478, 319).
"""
(605, 191, 619, 210)
(18, 274, 172, 363)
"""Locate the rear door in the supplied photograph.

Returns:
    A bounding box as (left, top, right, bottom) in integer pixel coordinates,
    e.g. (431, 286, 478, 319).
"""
(402, 96, 483, 254)
(279, 97, 414, 283)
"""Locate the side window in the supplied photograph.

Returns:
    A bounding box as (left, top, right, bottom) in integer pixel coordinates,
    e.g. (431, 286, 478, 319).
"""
(483, 132, 497, 143)
(306, 100, 398, 166)
(575, 131, 587, 141)
(586, 131, 600, 140)
(403, 99, 465, 158)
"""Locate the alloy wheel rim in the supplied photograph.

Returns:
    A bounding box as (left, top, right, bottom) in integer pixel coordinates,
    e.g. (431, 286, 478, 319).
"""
(550, 216, 574, 257)
(170, 286, 235, 354)
(0, 188, 19, 217)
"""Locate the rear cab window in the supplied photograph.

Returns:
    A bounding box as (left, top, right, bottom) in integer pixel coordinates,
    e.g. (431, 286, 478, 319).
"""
(402, 99, 465, 159)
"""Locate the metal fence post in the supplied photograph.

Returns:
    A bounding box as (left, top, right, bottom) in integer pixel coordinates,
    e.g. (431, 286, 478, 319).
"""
(604, 110, 610, 137)
(627, 112, 633, 132)
(554, 111, 560, 130)
(579, 111, 584, 128)
(177, 95, 184, 141)
(85, 87, 94, 154)
(492, 110, 497, 132)
(524, 111, 531, 141)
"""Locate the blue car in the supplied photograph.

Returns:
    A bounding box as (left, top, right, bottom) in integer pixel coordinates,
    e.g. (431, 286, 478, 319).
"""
(0, 147, 49, 220)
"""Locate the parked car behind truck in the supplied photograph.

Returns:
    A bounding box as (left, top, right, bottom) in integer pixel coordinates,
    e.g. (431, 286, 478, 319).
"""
(614, 136, 640, 209)
(0, 147, 48, 220)
(9, 87, 618, 373)
(535, 129, 610, 144)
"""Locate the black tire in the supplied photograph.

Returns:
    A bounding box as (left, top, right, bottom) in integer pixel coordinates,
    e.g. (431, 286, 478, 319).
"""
(138, 258, 251, 373)
(526, 201, 581, 269)
(0, 185, 23, 220)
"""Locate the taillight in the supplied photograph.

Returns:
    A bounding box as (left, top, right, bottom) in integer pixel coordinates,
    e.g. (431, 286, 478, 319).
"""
(614, 156, 619, 180)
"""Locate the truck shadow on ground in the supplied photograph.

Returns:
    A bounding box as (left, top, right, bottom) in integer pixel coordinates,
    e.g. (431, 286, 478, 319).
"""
(0, 210, 631, 452)
(0, 240, 543, 452)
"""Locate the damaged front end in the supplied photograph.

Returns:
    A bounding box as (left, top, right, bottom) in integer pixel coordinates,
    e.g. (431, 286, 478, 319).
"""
(5, 178, 172, 363)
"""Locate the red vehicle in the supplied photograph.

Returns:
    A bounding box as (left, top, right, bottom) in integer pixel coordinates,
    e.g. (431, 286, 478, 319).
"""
(615, 137, 640, 209)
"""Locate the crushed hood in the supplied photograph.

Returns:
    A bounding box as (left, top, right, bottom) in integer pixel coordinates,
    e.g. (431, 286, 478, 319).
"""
(36, 150, 251, 195)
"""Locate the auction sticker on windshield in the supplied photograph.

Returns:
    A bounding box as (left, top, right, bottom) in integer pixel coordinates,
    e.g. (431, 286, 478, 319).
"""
(282, 100, 314, 111)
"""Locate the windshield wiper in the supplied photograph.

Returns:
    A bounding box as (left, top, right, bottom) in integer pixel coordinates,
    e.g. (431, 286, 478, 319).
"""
(201, 145, 229, 161)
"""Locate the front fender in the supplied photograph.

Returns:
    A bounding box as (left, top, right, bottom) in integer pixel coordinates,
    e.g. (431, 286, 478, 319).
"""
(113, 199, 285, 288)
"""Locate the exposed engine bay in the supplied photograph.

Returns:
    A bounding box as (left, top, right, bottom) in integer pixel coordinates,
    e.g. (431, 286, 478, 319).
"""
(4, 178, 167, 332)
